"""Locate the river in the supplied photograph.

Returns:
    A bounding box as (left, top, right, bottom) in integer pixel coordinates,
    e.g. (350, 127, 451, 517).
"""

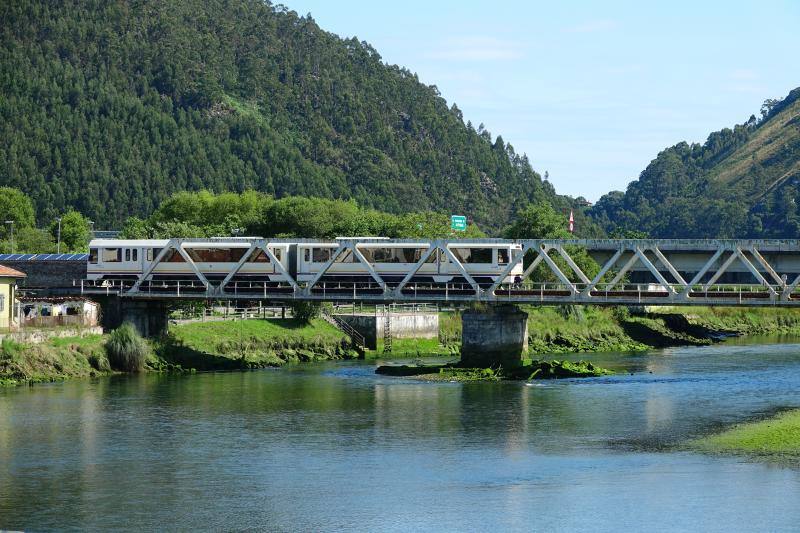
(2, 341, 800, 531)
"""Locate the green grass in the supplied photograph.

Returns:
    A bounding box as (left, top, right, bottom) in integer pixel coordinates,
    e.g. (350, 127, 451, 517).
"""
(689, 410, 800, 458)
(524, 306, 647, 354)
(662, 306, 800, 335)
(161, 318, 355, 369)
(433, 307, 646, 356)
(1, 334, 110, 386)
(172, 318, 345, 350)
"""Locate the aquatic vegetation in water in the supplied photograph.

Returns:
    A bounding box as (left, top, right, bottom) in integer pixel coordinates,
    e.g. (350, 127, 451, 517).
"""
(688, 409, 800, 459)
(376, 359, 612, 382)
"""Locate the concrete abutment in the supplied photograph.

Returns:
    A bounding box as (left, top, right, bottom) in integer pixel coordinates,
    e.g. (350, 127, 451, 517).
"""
(460, 305, 529, 367)
(97, 296, 169, 338)
(336, 312, 438, 350)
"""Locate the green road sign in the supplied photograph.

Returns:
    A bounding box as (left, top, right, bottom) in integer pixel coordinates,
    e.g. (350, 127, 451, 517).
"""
(451, 215, 467, 231)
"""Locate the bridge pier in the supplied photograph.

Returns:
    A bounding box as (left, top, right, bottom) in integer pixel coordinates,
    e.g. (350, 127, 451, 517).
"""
(460, 305, 528, 367)
(97, 297, 169, 338)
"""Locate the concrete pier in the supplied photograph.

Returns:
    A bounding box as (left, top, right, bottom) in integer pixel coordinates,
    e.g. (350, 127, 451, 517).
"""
(460, 305, 528, 367)
(98, 296, 169, 338)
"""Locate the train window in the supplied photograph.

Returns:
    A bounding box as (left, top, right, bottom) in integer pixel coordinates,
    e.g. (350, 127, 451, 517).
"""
(163, 249, 185, 263)
(471, 249, 493, 263)
(102, 248, 121, 263)
(125, 249, 131, 262)
(400, 248, 426, 263)
(312, 248, 333, 263)
(186, 248, 248, 263)
(147, 249, 154, 261)
(274, 248, 282, 261)
(89, 248, 98, 264)
(133, 249, 138, 261)
(497, 249, 510, 264)
(360, 248, 399, 263)
(335, 250, 354, 263)
(248, 250, 271, 263)
(451, 248, 493, 263)
(304, 249, 310, 262)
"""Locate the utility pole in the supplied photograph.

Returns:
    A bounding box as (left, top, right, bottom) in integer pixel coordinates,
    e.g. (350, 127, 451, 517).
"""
(56, 217, 62, 254)
(4, 220, 13, 253)
(88, 220, 95, 239)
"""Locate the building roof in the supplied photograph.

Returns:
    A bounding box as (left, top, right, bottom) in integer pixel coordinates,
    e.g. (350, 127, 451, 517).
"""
(0, 253, 88, 261)
(0, 265, 26, 278)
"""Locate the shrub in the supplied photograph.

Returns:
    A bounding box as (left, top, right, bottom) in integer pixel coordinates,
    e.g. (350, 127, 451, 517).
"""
(88, 352, 111, 372)
(105, 323, 149, 372)
(290, 301, 332, 323)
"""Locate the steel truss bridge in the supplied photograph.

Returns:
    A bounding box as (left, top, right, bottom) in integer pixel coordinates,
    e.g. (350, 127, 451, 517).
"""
(76, 238, 800, 307)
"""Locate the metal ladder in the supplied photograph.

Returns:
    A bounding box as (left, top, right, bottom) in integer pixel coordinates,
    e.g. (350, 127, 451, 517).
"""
(383, 305, 392, 353)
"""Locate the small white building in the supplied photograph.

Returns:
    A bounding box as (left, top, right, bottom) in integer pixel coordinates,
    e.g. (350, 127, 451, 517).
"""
(20, 298, 100, 328)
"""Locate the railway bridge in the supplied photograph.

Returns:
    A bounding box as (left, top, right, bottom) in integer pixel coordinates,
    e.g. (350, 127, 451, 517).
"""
(6, 238, 800, 366)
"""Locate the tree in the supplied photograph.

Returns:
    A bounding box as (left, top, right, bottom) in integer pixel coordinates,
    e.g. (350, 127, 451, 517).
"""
(503, 202, 599, 282)
(14, 227, 55, 253)
(290, 301, 325, 323)
(51, 210, 90, 252)
(394, 212, 485, 239)
(504, 202, 570, 239)
(0, 0, 560, 233)
(0, 187, 35, 239)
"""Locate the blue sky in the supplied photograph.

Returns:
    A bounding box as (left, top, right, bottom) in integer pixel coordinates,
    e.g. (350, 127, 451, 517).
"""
(287, 0, 800, 201)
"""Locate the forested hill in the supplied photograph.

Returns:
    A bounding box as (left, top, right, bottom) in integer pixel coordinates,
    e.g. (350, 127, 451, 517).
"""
(590, 87, 800, 238)
(0, 0, 565, 231)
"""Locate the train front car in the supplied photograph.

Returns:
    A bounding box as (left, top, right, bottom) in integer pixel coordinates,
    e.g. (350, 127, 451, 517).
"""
(296, 239, 524, 288)
(87, 239, 169, 280)
(87, 239, 293, 286)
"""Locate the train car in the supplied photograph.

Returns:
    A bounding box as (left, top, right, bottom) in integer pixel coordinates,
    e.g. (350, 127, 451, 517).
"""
(87, 239, 293, 282)
(295, 241, 524, 284)
(87, 239, 524, 286)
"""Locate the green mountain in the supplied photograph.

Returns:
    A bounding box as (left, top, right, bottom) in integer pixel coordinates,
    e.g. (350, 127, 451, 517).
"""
(0, 0, 569, 232)
(591, 87, 800, 238)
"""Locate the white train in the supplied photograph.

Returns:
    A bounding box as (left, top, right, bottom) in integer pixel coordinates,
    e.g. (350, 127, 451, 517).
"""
(87, 239, 524, 284)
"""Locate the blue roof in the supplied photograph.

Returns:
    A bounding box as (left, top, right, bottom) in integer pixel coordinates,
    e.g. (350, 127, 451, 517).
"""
(0, 253, 88, 261)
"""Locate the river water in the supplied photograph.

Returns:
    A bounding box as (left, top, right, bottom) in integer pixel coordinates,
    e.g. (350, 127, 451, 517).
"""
(2, 342, 800, 531)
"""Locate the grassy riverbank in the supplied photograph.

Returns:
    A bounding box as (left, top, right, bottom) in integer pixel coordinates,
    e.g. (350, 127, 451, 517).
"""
(689, 409, 800, 459)
(427, 306, 800, 357)
(0, 334, 111, 386)
(1, 318, 357, 386)
(6, 306, 800, 387)
(156, 318, 357, 370)
(674, 307, 800, 336)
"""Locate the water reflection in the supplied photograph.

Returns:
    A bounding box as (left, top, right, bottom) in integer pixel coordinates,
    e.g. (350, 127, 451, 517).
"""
(1, 344, 800, 530)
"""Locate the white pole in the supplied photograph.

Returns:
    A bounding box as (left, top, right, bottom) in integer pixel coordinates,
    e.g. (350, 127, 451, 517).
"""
(56, 217, 62, 254)
(4, 221, 13, 253)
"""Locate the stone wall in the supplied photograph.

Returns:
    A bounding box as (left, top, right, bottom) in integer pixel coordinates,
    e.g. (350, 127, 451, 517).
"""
(0, 326, 103, 344)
